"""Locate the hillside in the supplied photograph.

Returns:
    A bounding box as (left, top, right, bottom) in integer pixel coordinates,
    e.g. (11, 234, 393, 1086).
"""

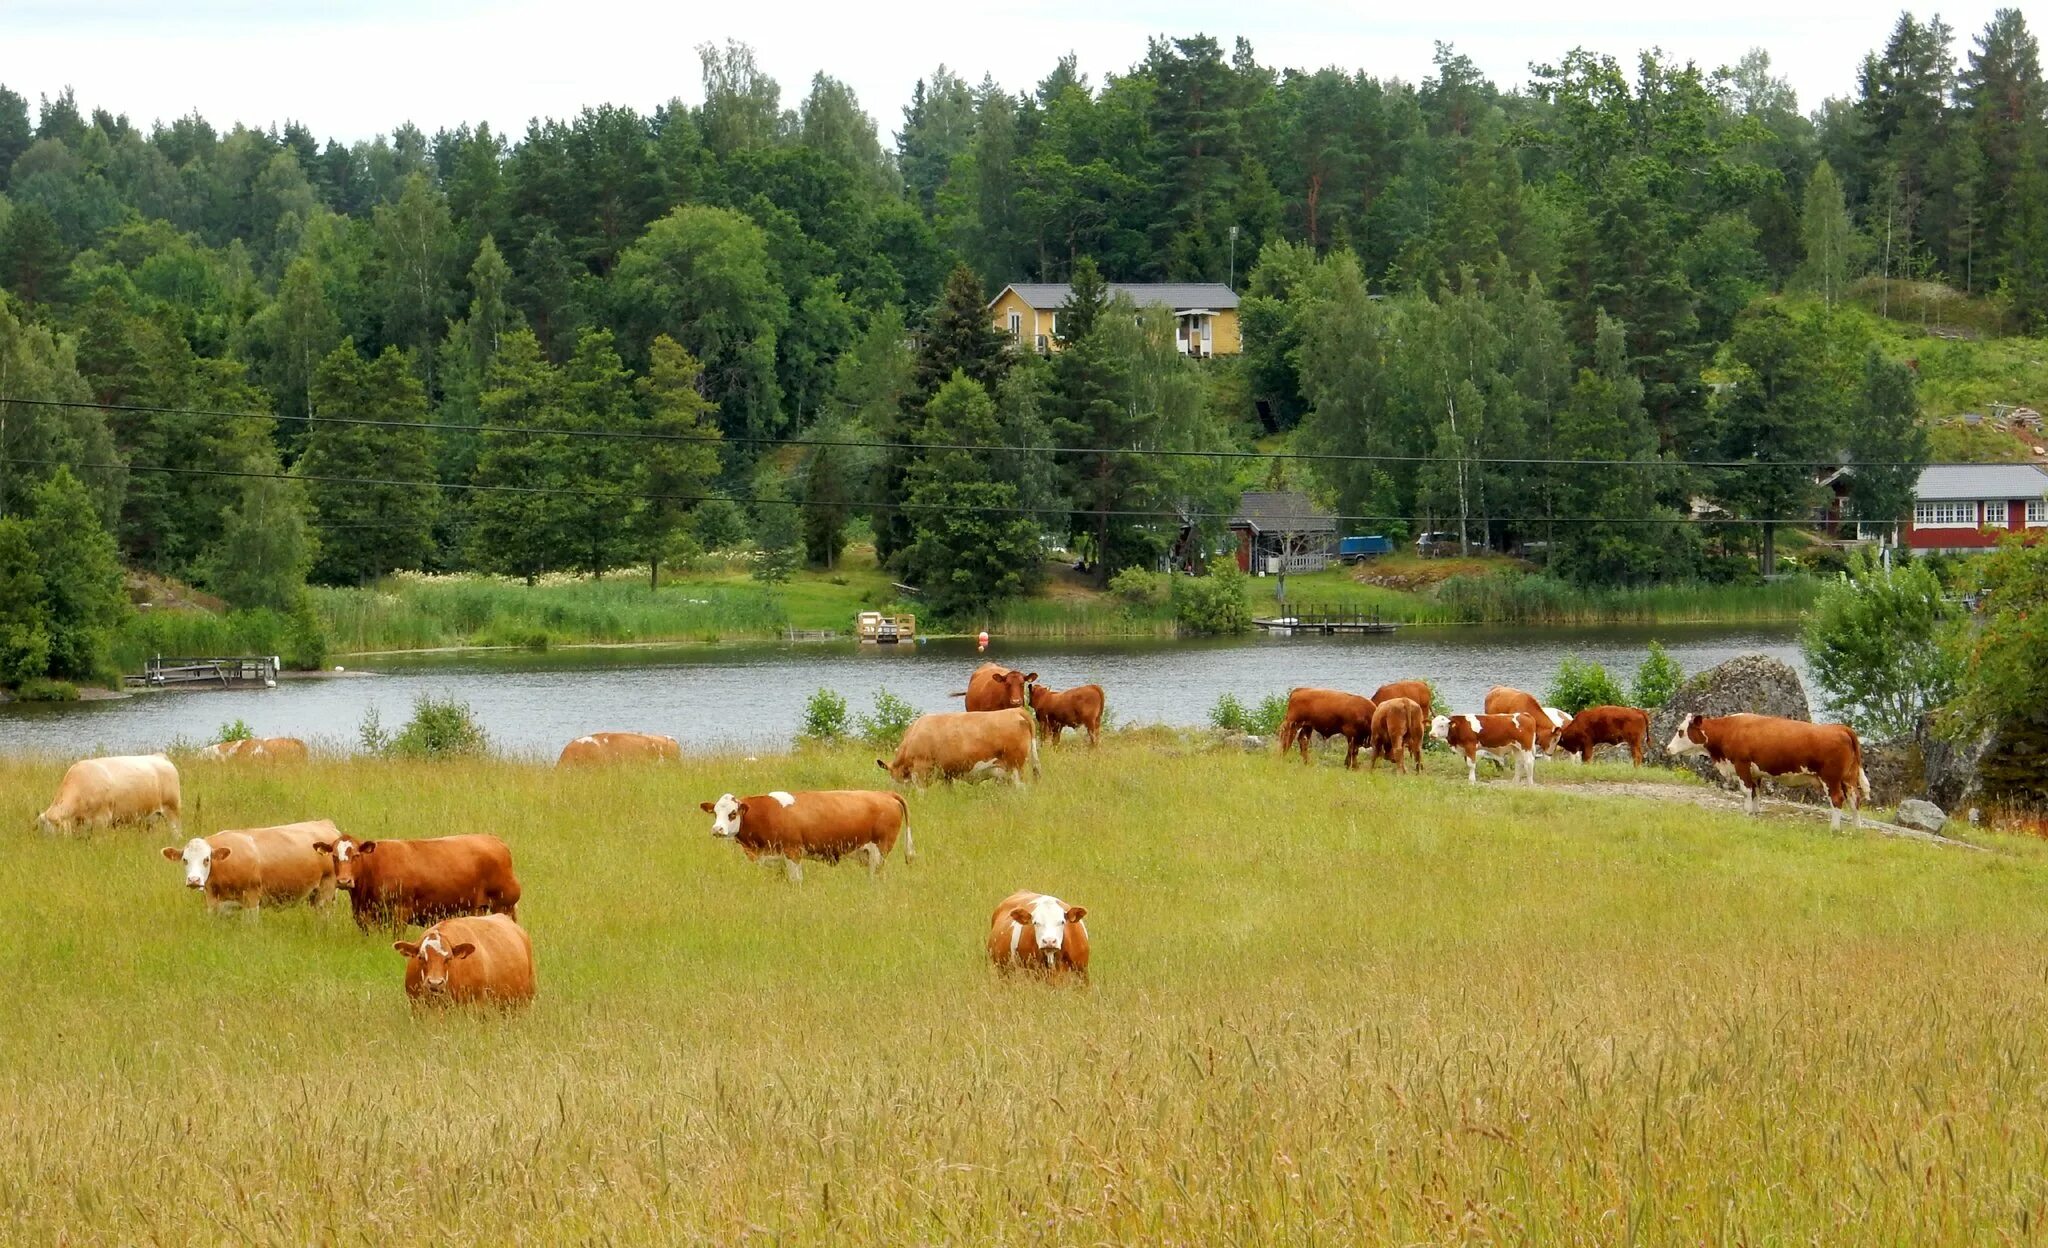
(1851, 283, 2048, 464)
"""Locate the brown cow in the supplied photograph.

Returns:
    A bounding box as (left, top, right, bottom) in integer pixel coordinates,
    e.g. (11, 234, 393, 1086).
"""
(987, 890, 1089, 980)
(1484, 686, 1570, 752)
(556, 731, 681, 767)
(1665, 713, 1870, 830)
(1371, 680, 1433, 714)
(1370, 697, 1426, 774)
(878, 709, 1039, 786)
(1277, 688, 1376, 769)
(196, 736, 310, 763)
(393, 914, 535, 1006)
(1557, 705, 1650, 765)
(701, 789, 912, 883)
(310, 833, 521, 931)
(951, 663, 1039, 712)
(161, 819, 339, 915)
(1431, 713, 1538, 785)
(1031, 683, 1105, 746)
(37, 754, 181, 835)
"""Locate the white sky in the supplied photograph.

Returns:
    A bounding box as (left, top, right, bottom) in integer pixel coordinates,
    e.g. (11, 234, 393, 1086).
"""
(0, 1, 2015, 147)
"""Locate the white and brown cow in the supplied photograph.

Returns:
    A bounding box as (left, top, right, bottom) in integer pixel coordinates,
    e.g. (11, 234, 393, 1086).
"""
(700, 789, 912, 883)
(160, 819, 339, 915)
(1665, 712, 1870, 830)
(878, 708, 1039, 786)
(986, 890, 1090, 980)
(1484, 687, 1569, 754)
(1431, 713, 1538, 785)
(196, 736, 310, 763)
(36, 754, 181, 835)
(556, 731, 681, 767)
(393, 914, 536, 1006)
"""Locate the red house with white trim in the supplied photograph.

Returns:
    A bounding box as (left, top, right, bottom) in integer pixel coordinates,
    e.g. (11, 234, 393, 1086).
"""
(1905, 463, 2048, 552)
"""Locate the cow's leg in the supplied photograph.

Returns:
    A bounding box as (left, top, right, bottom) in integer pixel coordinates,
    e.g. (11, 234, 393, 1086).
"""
(781, 856, 804, 884)
(1465, 753, 1477, 784)
(862, 843, 883, 875)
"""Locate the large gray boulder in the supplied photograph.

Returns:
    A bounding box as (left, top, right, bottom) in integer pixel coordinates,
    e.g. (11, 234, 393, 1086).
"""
(1895, 798, 1948, 833)
(1648, 654, 1812, 778)
(1916, 712, 1991, 811)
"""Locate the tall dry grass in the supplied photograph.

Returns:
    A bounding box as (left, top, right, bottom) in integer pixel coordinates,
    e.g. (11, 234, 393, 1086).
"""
(1, 743, 2045, 1243)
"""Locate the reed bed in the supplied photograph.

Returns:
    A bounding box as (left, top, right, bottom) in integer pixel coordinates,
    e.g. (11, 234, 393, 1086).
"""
(1, 742, 2044, 1243)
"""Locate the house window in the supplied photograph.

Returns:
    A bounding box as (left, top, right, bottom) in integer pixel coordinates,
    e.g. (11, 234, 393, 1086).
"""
(2028, 498, 2048, 527)
(1047, 312, 1057, 337)
(1007, 311, 1021, 339)
(1985, 500, 2011, 527)
(1914, 500, 1977, 528)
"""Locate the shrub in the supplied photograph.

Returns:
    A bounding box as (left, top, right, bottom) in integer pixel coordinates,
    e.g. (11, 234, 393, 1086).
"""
(1249, 693, 1290, 737)
(1209, 692, 1249, 732)
(387, 694, 489, 758)
(857, 687, 919, 748)
(14, 677, 78, 702)
(1804, 548, 1960, 738)
(690, 499, 751, 550)
(1633, 641, 1684, 708)
(1109, 567, 1169, 607)
(214, 719, 254, 744)
(357, 706, 391, 755)
(1173, 557, 1252, 636)
(802, 687, 849, 741)
(283, 602, 329, 671)
(1546, 656, 1626, 714)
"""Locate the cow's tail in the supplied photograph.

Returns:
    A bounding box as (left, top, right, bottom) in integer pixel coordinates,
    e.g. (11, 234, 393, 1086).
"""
(1028, 722, 1042, 779)
(894, 793, 914, 864)
(948, 689, 967, 698)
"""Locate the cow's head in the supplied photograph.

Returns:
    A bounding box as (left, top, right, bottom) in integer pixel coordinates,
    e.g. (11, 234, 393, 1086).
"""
(1665, 713, 1707, 757)
(1011, 895, 1086, 969)
(876, 757, 912, 783)
(160, 837, 225, 889)
(34, 809, 56, 836)
(310, 836, 371, 890)
(994, 668, 1039, 708)
(700, 794, 746, 838)
(393, 926, 475, 993)
(1429, 715, 1452, 743)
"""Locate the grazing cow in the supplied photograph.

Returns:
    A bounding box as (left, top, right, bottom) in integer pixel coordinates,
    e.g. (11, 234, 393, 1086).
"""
(393, 914, 535, 1006)
(1370, 697, 1426, 774)
(36, 754, 181, 836)
(1031, 683, 1105, 746)
(310, 833, 521, 931)
(1431, 713, 1538, 785)
(556, 731, 681, 767)
(1371, 680, 1434, 715)
(878, 709, 1039, 786)
(701, 789, 912, 883)
(1557, 705, 1650, 765)
(1484, 687, 1568, 752)
(1277, 688, 1376, 769)
(1665, 713, 1870, 830)
(951, 663, 1039, 712)
(196, 736, 310, 763)
(160, 819, 339, 915)
(986, 890, 1089, 980)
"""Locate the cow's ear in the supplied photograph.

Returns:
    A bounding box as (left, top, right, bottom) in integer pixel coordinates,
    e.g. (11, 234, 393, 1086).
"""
(875, 759, 889, 771)
(1011, 907, 1034, 925)
(311, 841, 331, 854)
(1066, 906, 1087, 923)
(1024, 672, 1039, 683)
(211, 846, 231, 861)
(160, 846, 181, 861)
(393, 941, 419, 958)
(357, 841, 375, 854)
(698, 801, 715, 813)
(449, 943, 478, 961)
(735, 801, 749, 817)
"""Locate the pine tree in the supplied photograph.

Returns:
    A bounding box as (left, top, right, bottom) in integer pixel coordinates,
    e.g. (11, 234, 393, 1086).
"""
(299, 341, 439, 584)
(902, 372, 1042, 619)
(635, 335, 723, 586)
(1845, 350, 1927, 541)
(466, 329, 569, 583)
(200, 475, 318, 614)
(26, 467, 128, 683)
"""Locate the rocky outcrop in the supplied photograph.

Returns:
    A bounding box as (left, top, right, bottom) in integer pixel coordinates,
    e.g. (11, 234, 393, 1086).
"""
(1916, 713, 1990, 812)
(1648, 655, 1812, 780)
(1894, 798, 1948, 833)
(1861, 738, 1926, 808)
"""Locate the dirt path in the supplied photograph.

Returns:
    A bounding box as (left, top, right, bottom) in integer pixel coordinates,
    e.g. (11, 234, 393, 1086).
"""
(1559, 779, 1983, 850)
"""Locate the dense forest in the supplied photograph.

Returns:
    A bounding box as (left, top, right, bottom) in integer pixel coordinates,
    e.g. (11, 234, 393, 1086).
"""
(0, 11, 2043, 679)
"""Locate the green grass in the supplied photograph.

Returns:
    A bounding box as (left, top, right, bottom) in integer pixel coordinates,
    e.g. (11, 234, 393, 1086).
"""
(4, 744, 2047, 1241)
(1257, 566, 1820, 625)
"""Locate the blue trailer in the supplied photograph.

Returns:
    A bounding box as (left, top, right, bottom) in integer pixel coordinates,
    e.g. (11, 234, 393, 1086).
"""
(1337, 535, 1394, 564)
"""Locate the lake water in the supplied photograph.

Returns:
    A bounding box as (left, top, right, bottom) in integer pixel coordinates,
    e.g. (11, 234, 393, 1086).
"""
(0, 626, 1809, 758)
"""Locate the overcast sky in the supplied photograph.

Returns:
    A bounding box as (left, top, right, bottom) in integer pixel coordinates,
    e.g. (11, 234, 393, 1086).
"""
(0, 2, 2013, 146)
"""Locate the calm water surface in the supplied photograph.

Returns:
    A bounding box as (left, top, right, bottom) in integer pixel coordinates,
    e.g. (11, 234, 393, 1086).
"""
(0, 626, 1807, 757)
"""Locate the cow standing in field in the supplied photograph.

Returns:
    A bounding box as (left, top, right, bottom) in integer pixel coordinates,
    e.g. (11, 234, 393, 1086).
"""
(952, 664, 1038, 712)
(878, 709, 1039, 786)
(1031, 684, 1105, 747)
(36, 754, 181, 835)
(161, 819, 340, 915)
(393, 914, 535, 1006)
(1371, 680, 1433, 714)
(987, 890, 1089, 980)
(1484, 687, 1569, 754)
(310, 833, 522, 931)
(1557, 706, 1650, 765)
(1277, 688, 1376, 769)
(556, 731, 681, 767)
(196, 737, 310, 763)
(701, 789, 912, 883)
(1370, 697, 1426, 774)
(1432, 713, 1538, 785)
(1665, 713, 1870, 830)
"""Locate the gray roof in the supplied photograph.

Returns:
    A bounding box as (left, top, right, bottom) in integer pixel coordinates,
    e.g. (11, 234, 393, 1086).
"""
(1228, 491, 1335, 534)
(997, 282, 1241, 312)
(1915, 463, 2048, 500)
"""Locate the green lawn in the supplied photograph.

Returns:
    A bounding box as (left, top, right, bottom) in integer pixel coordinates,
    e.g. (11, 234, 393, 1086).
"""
(3, 744, 2046, 1241)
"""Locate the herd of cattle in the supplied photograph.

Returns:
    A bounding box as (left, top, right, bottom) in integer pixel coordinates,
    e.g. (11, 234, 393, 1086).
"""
(25, 659, 1872, 1004)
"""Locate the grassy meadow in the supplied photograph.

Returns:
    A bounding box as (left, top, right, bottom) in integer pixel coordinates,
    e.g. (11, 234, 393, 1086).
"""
(5, 741, 2048, 1243)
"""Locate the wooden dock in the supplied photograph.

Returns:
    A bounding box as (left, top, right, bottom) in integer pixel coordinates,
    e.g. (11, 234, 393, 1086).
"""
(1252, 607, 1397, 636)
(855, 612, 917, 644)
(125, 656, 281, 689)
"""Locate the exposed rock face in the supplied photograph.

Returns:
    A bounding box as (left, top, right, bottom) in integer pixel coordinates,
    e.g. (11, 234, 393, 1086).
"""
(1895, 798, 1948, 833)
(1649, 655, 1812, 780)
(1916, 713, 1990, 812)
(1861, 738, 1926, 808)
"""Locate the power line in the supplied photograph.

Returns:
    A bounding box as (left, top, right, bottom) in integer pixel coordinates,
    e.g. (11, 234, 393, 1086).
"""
(0, 395, 1933, 472)
(2, 455, 1874, 527)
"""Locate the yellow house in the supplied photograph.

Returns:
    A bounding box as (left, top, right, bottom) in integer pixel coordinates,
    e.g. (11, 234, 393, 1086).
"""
(988, 282, 1243, 357)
